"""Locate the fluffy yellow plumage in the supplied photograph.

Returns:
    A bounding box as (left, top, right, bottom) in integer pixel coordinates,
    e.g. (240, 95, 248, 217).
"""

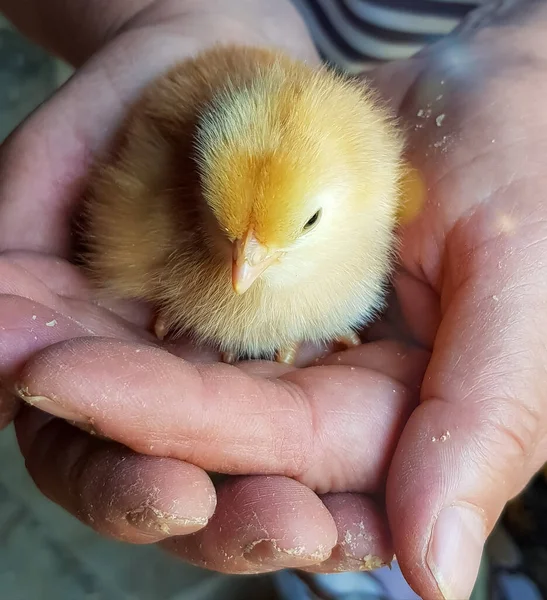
(82, 45, 405, 363)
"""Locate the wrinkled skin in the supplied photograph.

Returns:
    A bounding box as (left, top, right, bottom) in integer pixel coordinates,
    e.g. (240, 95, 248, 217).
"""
(1, 2, 547, 598)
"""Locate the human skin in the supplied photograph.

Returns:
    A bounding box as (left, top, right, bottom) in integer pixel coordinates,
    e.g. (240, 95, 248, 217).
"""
(1, 0, 547, 598)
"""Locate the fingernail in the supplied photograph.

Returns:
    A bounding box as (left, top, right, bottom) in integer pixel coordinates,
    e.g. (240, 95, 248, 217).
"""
(16, 386, 83, 423)
(126, 506, 208, 535)
(327, 547, 389, 572)
(244, 540, 330, 568)
(333, 539, 392, 572)
(349, 553, 389, 571)
(427, 504, 485, 600)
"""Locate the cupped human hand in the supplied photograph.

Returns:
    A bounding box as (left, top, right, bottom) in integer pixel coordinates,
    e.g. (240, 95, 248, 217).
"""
(1, 0, 415, 575)
(2, 0, 407, 575)
(365, 8, 547, 598)
(4, 0, 547, 595)
(0, 250, 426, 571)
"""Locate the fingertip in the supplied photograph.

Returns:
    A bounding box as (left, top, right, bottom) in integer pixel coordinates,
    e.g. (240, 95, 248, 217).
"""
(93, 454, 217, 542)
(220, 476, 337, 569)
(316, 340, 430, 390)
(115, 455, 216, 540)
(426, 504, 486, 600)
(305, 494, 394, 573)
(165, 476, 338, 573)
(14, 410, 216, 543)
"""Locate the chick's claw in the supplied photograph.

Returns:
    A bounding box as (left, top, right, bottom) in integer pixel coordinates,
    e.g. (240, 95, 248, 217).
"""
(276, 344, 299, 365)
(222, 352, 238, 364)
(153, 314, 169, 341)
(335, 332, 362, 349)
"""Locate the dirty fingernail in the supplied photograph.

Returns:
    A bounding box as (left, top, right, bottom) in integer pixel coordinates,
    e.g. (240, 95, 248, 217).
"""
(306, 546, 389, 573)
(427, 504, 485, 600)
(16, 387, 83, 423)
(126, 506, 208, 536)
(341, 552, 389, 571)
(244, 540, 330, 568)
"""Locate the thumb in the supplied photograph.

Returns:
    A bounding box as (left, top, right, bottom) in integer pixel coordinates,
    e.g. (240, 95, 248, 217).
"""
(387, 231, 547, 599)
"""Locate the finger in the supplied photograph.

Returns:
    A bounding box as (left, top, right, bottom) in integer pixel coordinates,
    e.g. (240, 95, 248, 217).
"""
(302, 494, 394, 573)
(15, 406, 215, 543)
(165, 337, 222, 364)
(0, 252, 285, 383)
(0, 250, 154, 328)
(0, 252, 160, 383)
(212, 340, 429, 393)
(387, 241, 547, 599)
(162, 476, 336, 574)
(0, 251, 91, 299)
(315, 340, 430, 390)
(0, 292, 156, 378)
(393, 271, 441, 348)
(0, 252, 326, 372)
(2, 250, 155, 329)
(16, 337, 417, 493)
(167, 338, 331, 367)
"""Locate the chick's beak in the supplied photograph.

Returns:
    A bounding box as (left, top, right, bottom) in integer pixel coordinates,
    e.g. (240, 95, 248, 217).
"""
(232, 229, 280, 294)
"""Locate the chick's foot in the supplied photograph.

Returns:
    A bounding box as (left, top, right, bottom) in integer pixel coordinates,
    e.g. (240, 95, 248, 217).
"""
(335, 332, 361, 349)
(222, 352, 237, 364)
(153, 314, 169, 341)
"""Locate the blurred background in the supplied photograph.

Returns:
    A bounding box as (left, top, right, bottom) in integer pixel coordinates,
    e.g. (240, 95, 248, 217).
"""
(0, 15, 71, 142)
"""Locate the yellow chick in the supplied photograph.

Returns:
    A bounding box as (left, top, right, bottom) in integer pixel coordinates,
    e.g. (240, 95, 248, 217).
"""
(82, 45, 404, 364)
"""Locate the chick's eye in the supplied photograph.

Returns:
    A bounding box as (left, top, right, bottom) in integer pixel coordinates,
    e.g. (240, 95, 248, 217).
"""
(303, 210, 322, 231)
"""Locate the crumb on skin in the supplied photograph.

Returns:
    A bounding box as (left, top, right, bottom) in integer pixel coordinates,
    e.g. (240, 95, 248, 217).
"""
(359, 554, 388, 571)
(431, 430, 451, 443)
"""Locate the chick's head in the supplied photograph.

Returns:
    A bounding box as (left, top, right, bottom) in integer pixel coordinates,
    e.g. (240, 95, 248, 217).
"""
(195, 66, 403, 295)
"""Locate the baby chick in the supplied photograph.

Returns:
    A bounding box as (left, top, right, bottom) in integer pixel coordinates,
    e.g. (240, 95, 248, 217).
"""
(82, 45, 404, 364)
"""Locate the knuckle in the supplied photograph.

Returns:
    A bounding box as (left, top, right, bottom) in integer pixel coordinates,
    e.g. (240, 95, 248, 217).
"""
(271, 380, 315, 478)
(474, 394, 542, 474)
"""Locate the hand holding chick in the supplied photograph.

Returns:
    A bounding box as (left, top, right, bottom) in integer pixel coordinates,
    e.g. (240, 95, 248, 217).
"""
(6, 0, 547, 597)
(82, 45, 404, 363)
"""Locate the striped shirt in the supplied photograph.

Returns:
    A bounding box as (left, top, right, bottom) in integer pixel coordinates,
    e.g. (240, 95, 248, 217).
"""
(291, 0, 483, 73)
